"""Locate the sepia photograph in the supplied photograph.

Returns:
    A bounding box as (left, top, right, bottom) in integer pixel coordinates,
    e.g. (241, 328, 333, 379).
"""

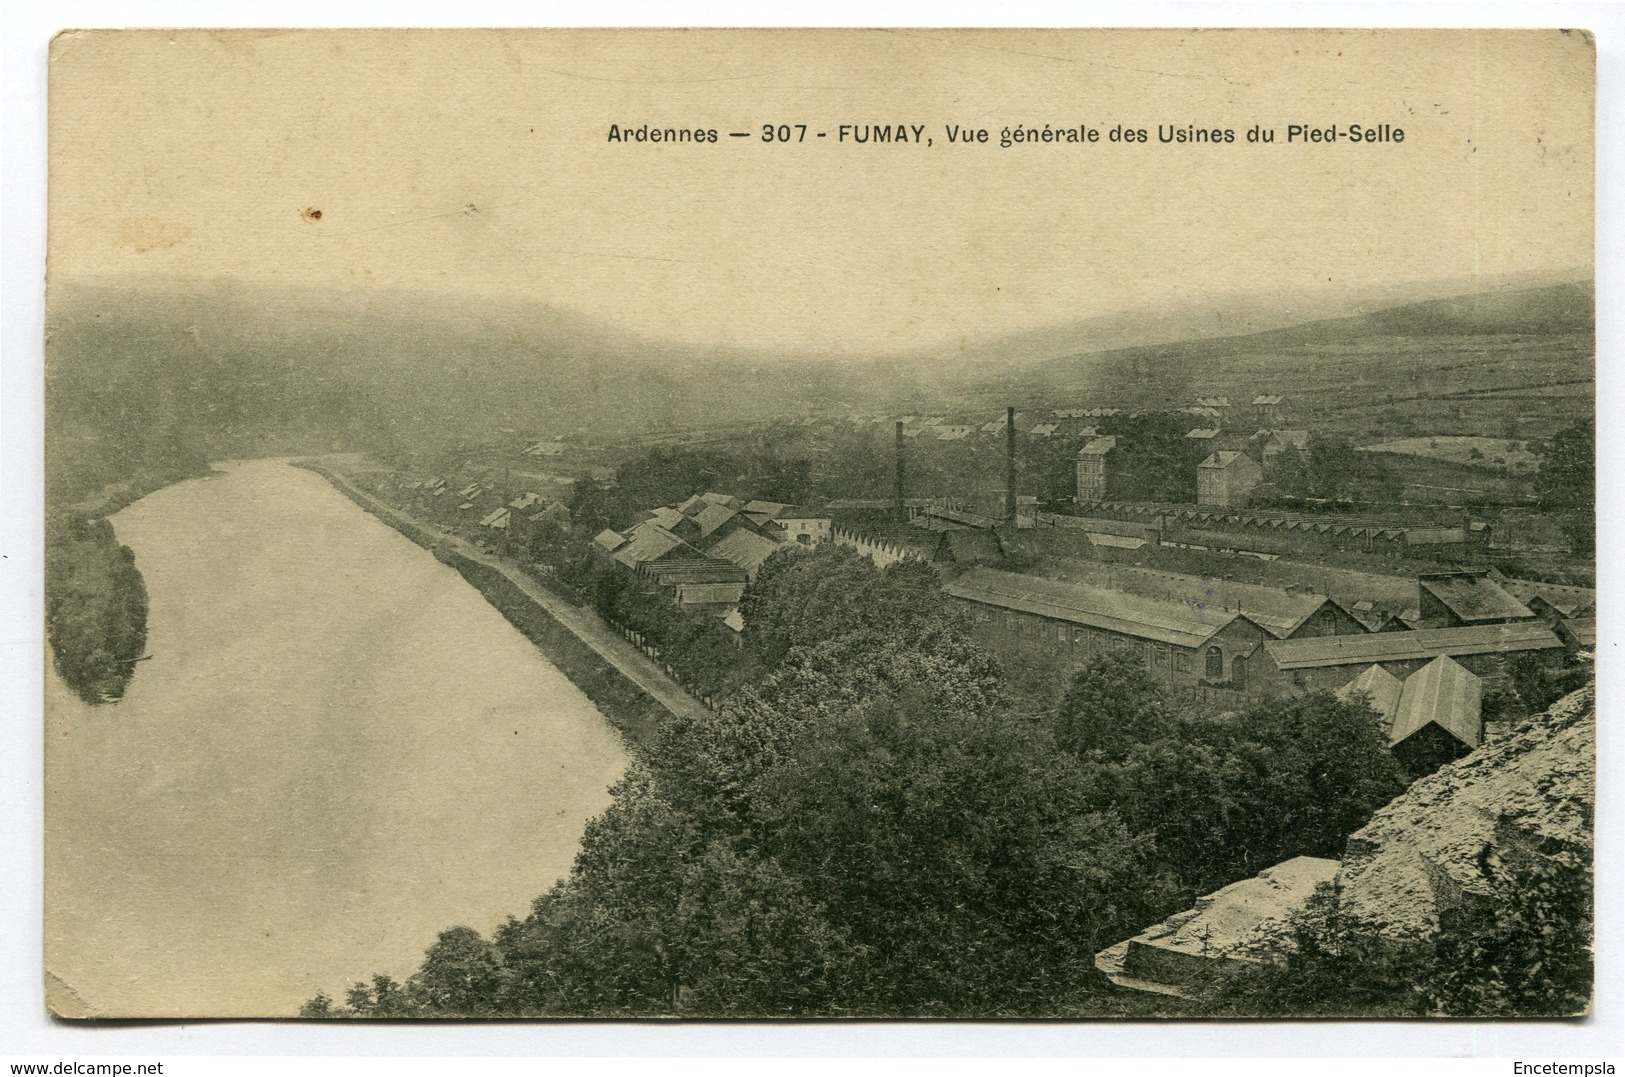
(39, 26, 1598, 1022)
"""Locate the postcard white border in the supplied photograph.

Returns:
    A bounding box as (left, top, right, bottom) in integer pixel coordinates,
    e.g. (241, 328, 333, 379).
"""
(3, 0, 1620, 1064)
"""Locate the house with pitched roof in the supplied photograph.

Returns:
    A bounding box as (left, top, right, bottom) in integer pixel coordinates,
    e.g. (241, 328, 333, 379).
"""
(743, 501, 832, 547)
(1196, 451, 1263, 508)
(609, 520, 697, 570)
(1254, 429, 1310, 464)
(1336, 654, 1484, 773)
(1555, 615, 1596, 655)
(1384, 655, 1484, 773)
(1337, 663, 1406, 730)
(1496, 576, 1595, 623)
(706, 528, 785, 579)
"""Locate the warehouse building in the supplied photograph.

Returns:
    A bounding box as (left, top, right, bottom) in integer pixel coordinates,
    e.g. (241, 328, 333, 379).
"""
(1255, 621, 1564, 697)
(1417, 570, 1538, 628)
(1338, 654, 1486, 774)
(945, 566, 1366, 702)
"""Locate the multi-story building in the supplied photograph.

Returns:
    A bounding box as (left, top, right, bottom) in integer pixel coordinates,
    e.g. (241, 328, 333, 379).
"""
(743, 501, 833, 546)
(1196, 451, 1263, 508)
(1074, 436, 1118, 502)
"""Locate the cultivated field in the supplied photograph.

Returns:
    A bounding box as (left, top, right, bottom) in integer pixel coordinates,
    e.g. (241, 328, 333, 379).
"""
(1358, 436, 1541, 473)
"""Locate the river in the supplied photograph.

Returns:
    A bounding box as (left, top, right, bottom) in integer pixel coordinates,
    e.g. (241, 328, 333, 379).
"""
(44, 460, 630, 1018)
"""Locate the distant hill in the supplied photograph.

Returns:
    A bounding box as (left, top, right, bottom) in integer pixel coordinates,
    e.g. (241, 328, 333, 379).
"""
(45, 273, 1593, 502)
(970, 280, 1594, 424)
(899, 267, 1591, 369)
(45, 277, 901, 500)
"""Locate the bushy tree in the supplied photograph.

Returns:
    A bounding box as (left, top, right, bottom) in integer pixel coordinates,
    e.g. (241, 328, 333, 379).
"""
(1263, 434, 1398, 504)
(343, 973, 414, 1017)
(746, 700, 1148, 1012)
(1508, 651, 1589, 717)
(1305, 435, 1360, 500)
(650, 621, 1007, 829)
(591, 565, 628, 623)
(1089, 692, 1406, 894)
(1101, 412, 1202, 503)
(479, 766, 859, 1016)
(661, 842, 862, 1014)
(1021, 432, 1090, 504)
(297, 991, 336, 1018)
(740, 546, 950, 667)
(1052, 650, 1172, 757)
(493, 769, 704, 1014)
(464, 632, 1125, 1016)
(1530, 422, 1595, 556)
(1557, 509, 1596, 558)
(1423, 848, 1593, 1017)
(1538, 422, 1594, 509)
(46, 514, 151, 705)
(413, 926, 504, 1015)
(1264, 443, 1309, 495)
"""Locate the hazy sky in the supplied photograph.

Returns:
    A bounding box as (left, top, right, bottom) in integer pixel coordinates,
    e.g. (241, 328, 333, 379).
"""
(50, 28, 1593, 355)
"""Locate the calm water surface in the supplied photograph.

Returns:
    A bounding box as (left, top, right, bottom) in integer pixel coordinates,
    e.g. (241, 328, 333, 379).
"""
(45, 460, 628, 1017)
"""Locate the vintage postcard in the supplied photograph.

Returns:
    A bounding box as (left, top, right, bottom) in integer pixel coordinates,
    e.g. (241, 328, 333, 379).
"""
(44, 28, 1595, 1019)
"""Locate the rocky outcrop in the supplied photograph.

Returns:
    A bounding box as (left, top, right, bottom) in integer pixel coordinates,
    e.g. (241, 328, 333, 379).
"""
(1096, 683, 1594, 996)
(1336, 684, 1593, 939)
(1096, 856, 1339, 997)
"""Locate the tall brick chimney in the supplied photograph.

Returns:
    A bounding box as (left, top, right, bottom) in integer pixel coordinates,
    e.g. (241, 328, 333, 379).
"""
(1006, 406, 1018, 522)
(894, 420, 906, 525)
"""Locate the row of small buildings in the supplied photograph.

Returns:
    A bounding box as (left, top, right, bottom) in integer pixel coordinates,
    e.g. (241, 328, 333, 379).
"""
(1067, 499, 1494, 562)
(592, 492, 832, 613)
(390, 475, 573, 549)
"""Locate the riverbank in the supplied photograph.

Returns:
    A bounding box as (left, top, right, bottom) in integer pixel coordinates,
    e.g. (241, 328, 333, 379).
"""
(298, 461, 680, 752)
(57, 459, 219, 521)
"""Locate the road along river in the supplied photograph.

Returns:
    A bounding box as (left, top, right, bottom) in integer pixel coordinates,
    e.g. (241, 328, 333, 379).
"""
(45, 460, 629, 1018)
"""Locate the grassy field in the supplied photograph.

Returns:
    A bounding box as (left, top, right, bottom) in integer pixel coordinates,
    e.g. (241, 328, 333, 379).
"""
(1359, 436, 1541, 473)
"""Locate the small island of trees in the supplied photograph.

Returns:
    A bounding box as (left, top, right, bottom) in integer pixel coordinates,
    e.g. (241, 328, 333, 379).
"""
(46, 514, 151, 706)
